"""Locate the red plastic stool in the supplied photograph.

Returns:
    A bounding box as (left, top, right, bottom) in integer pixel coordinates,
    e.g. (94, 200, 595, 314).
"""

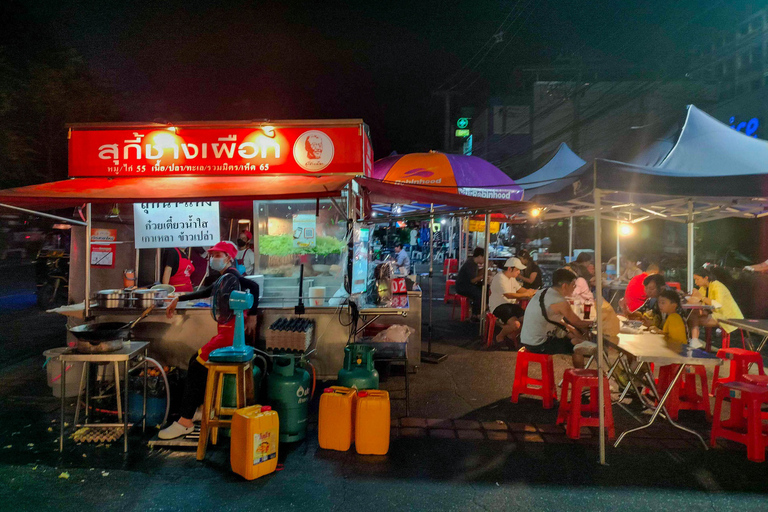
(666, 281, 682, 291)
(741, 374, 768, 420)
(451, 295, 470, 321)
(484, 313, 496, 348)
(444, 279, 456, 304)
(518, 299, 530, 310)
(706, 328, 746, 351)
(712, 348, 765, 395)
(657, 364, 711, 421)
(443, 258, 458, 275)
(556, 369, 615, 439)
(511, 347, 557, 409)
(711, 381, 768, 462)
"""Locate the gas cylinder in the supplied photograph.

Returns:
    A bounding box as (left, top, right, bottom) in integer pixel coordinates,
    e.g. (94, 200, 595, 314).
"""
(338, 344, 379, 390)
(266, 355, 311, 443)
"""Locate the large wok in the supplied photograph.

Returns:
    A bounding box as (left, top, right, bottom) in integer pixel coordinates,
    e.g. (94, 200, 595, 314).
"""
(68, 306, 154, 348)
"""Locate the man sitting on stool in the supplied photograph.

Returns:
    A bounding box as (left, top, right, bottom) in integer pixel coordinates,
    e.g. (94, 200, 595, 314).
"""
(456, 247, 485, 322)
(520, 268, 595, 367)
(489, 257, 535, 344)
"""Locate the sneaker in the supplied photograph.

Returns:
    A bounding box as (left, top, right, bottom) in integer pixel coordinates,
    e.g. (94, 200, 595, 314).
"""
(158, 421, 195, 440)
(192, 406, 203, 423)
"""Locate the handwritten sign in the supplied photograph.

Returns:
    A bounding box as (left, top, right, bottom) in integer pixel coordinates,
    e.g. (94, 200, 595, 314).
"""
(292, 213, 316, 249)
(133, 202, 220, 249)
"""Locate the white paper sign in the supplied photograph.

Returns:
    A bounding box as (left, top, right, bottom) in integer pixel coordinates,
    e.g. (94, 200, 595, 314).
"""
(292, 213, 316, 249)
(133, 202, 220, 249)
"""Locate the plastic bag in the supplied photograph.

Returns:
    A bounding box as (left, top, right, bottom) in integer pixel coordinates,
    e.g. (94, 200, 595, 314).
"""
(372, 324, 414, 343)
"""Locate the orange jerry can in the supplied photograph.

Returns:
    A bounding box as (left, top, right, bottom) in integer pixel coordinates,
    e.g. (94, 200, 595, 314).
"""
(230, 405, 280, 480)
(318, 386, 357, 451)
(355, 390, 390, 455)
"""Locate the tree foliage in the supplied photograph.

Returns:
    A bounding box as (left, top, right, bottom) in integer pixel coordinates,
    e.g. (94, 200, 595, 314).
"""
(0, 48, 120, 188)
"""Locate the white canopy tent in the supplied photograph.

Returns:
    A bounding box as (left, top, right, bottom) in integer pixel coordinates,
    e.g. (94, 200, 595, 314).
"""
(515, 104, 768, 464)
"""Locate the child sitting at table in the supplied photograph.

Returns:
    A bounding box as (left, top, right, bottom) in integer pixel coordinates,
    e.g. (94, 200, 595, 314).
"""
(650, 289, 688, 344)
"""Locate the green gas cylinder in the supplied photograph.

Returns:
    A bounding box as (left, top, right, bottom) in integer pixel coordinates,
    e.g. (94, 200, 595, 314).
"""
(267, 355, 311, 443)
(222, 355, 266, 408)
(338, 344, 379, 390)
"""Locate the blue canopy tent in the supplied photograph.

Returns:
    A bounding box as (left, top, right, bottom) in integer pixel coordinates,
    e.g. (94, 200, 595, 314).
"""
(514, 104, 768, 464)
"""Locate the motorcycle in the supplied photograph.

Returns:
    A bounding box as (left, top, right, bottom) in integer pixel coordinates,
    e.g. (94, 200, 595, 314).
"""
(35, 249, 69, 308)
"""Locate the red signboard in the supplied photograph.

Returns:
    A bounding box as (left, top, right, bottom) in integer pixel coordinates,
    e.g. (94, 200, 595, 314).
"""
(68, 124, 369, 178)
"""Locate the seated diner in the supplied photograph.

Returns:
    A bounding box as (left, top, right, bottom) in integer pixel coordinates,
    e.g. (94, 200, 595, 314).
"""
(688, 267, 744, 341)
(488, 257, 535, 343)
(520, 268, 595, 367)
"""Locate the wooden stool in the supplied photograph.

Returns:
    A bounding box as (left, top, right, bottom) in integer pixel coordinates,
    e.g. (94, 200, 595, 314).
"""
(197, 360, 255, 461)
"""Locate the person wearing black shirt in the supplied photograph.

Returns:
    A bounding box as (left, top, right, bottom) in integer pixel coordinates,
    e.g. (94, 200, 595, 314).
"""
(455, 247, 485, 321)
(158, 241, 259, 440)
(518, 249, 543, 290)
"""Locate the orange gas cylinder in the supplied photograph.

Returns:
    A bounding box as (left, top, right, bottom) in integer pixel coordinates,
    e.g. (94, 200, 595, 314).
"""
(355, 390, 390, 455)
(230, 405, 280, 480)
(318, 386, 357, 451)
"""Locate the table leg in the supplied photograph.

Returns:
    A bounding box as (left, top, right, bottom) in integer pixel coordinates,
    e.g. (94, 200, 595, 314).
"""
(74, 363, 87, 426)
(124, 359, 129, 453)
(143, 351, 148, 433)
(84, 363, 90, 424)
(755, 335, 768, 353)
(59, 359, 65, 452)
(614, 364, 708, 449)
(113, 362, 122, 422)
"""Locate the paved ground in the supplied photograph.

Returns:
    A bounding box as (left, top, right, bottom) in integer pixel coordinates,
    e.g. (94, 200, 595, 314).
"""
(1, 262, 768, 511)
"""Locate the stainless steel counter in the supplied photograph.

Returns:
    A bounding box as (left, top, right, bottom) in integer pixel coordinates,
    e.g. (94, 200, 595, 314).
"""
(59, 289, 422, 379)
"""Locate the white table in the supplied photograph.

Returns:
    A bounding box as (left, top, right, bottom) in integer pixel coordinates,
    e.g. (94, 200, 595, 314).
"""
(607, 333, 722, 449)
(57, 342, 149, 453)
(719, 318, 768, 352)
(681, 302, 716, 321)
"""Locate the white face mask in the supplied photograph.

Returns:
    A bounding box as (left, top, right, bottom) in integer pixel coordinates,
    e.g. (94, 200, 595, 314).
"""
(210, 257, 227, 272)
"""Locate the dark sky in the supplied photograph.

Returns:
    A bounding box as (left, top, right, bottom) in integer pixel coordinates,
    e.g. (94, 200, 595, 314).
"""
(2, 0, 761, 156)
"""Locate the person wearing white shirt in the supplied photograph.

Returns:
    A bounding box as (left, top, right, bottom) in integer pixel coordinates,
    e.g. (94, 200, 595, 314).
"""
(489, 257, 536, 343)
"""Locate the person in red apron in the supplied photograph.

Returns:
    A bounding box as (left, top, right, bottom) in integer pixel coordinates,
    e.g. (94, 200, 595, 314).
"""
(161, 248, 195, 292)
(158, 241, 259, 440)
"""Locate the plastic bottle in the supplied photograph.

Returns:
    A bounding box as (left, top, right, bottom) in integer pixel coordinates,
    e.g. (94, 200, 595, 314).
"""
(230, 405, 279, 480)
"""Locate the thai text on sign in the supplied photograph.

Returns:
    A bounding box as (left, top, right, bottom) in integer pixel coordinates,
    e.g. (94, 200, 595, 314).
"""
(133, 202, 220, 249)
(467, 219, 500, 234)
(68, 124, 370, 177)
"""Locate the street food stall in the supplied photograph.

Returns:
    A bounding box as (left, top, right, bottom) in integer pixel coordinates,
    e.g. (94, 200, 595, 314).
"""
(0, 120, 422, 379)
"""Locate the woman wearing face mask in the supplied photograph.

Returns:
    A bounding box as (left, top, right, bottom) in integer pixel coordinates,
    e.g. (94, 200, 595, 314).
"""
(158, 241, 259, 440)
(235, 231, 255, 276)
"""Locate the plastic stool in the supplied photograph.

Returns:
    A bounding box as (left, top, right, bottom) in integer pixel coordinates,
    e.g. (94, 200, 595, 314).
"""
(511, 347, 557, 409)
(197, 360, 255, 461)
(443, 258, 458, 275)
(484, 312, 496, 348)
(657, 364, 711, 421)
(711, 381, 768, 462)
(666, 282, 682, 291)
(444, 279, 456, 304)
(706, 328, 746, 352)
(556, 369, 615, 439)
(451, 295, 471, 321)
(712, 348, 765, 395)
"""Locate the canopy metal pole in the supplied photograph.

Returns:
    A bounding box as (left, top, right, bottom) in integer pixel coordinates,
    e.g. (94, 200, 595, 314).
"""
(616, 218, 621, 278)
(422, 204, 447, 363)
(568, 215, 574, 262)
(687, 199, 694, 292)
(458, 216, 464, 266)
(479, 213, 491, 336)
(84, 204, 92, 319)
(594, 169, 606, 466)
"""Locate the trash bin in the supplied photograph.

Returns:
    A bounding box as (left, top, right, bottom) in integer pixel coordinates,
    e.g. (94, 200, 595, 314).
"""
(43, 347, 84, 398)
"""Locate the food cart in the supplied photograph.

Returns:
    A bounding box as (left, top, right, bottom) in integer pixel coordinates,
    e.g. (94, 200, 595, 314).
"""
(0, 120, 422, 378)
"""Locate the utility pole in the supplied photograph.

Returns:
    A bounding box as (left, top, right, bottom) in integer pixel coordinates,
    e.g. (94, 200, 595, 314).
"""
(433, 90, 460, 152)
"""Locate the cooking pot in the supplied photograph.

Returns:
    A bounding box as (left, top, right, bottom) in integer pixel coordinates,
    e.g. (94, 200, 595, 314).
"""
(95, 289, 126, 308)
(134, 289, 167, 308)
